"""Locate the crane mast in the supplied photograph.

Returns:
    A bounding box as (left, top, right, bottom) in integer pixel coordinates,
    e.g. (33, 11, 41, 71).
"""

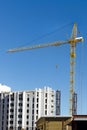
(7, 23, 83, 115)
(70, 23, 77, 115)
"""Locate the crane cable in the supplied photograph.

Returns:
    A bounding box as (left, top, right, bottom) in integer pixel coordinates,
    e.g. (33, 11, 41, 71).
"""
(80, 40, 84, 114)
(77, 33, 85, 114)
(14, 22, 73, 48)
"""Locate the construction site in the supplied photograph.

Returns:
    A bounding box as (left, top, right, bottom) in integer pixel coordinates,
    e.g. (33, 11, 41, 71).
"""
(0, 0, 87, 130)
(7, 23, 83, 115)
(5, 23, 87, 130)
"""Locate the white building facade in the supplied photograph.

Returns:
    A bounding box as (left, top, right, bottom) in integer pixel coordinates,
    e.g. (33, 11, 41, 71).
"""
(0, 87, 61, 130)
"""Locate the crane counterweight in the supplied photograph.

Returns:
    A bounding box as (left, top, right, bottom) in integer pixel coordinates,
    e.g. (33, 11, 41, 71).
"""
(69, 37, 83, 44)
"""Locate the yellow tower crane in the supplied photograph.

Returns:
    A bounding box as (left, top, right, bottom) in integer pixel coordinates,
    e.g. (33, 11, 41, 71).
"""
(7, 23, 83, 115)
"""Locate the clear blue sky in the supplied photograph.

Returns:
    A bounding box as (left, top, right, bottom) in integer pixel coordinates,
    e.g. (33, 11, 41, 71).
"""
(0, 0, 87, 115)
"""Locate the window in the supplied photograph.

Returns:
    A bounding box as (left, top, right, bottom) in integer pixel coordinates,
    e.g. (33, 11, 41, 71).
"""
(45, 93, 47, 97)
(18, 120, 22, 124)
(7, 104, 9, 107)
(45, 99, 47, 103)
(32, 110, 34, 114)
(36, 116, 38, 120)
(19, 94, 23, 100)
(2, 121, 4, 125)
(32, 104, 34, 108)
(27, 104, 29, 107)
(45, 105, 47, 109)
(32, 98, 34, 102)
(51, 100, 54, 102)
(10, 126, 13, 130)
(26, 121, 29, 125)
(32, 115, 34, 120)
(10, 120, 13, 124)
(10, 109, 14, 112)
(51, 110, 53, 113)
(27, 109, 29, 113)
(36, 104, 38, 108)
(26, 127, 29, 130)
(18, 126, 21, 130)
(19, 103, 22, 107)
(3, 99, 4, 103)
(7, 115, 8, 119)
(37, 92, 39, 97)
(36, 110, 38, 114)
(2, 116, 4, 120)
(27, 98, 29, 101)
(52, 94, 54, 97)
(3, 104, 4, 109)
(37, 98, 39, 102)
(7, 98, 9, 102)
(51, 105, 54, 108)
(45, 110, 47, 115)
(32, 121, 34, 126)
(18, 109, 22, 112)
(10, 103, 14, 107)
(18, 114, 22, 118)
(27, 115, 29, 119)
(7, 109, 9, 113)
(10, 115, 13, 118)
(10, 94, 14, 101)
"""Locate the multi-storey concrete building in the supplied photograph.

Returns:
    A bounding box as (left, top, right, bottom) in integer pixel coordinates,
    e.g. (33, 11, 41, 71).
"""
(0, 87, 61, 130)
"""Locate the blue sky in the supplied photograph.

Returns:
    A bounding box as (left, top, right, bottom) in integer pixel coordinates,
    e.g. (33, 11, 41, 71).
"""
(0, 0, 87, 115)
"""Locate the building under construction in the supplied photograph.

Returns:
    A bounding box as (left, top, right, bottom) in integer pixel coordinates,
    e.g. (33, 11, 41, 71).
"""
(36, 115, 87, 130)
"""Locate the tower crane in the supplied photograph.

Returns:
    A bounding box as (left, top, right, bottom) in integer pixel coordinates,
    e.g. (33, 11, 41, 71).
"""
(7, 23, 83, 115)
